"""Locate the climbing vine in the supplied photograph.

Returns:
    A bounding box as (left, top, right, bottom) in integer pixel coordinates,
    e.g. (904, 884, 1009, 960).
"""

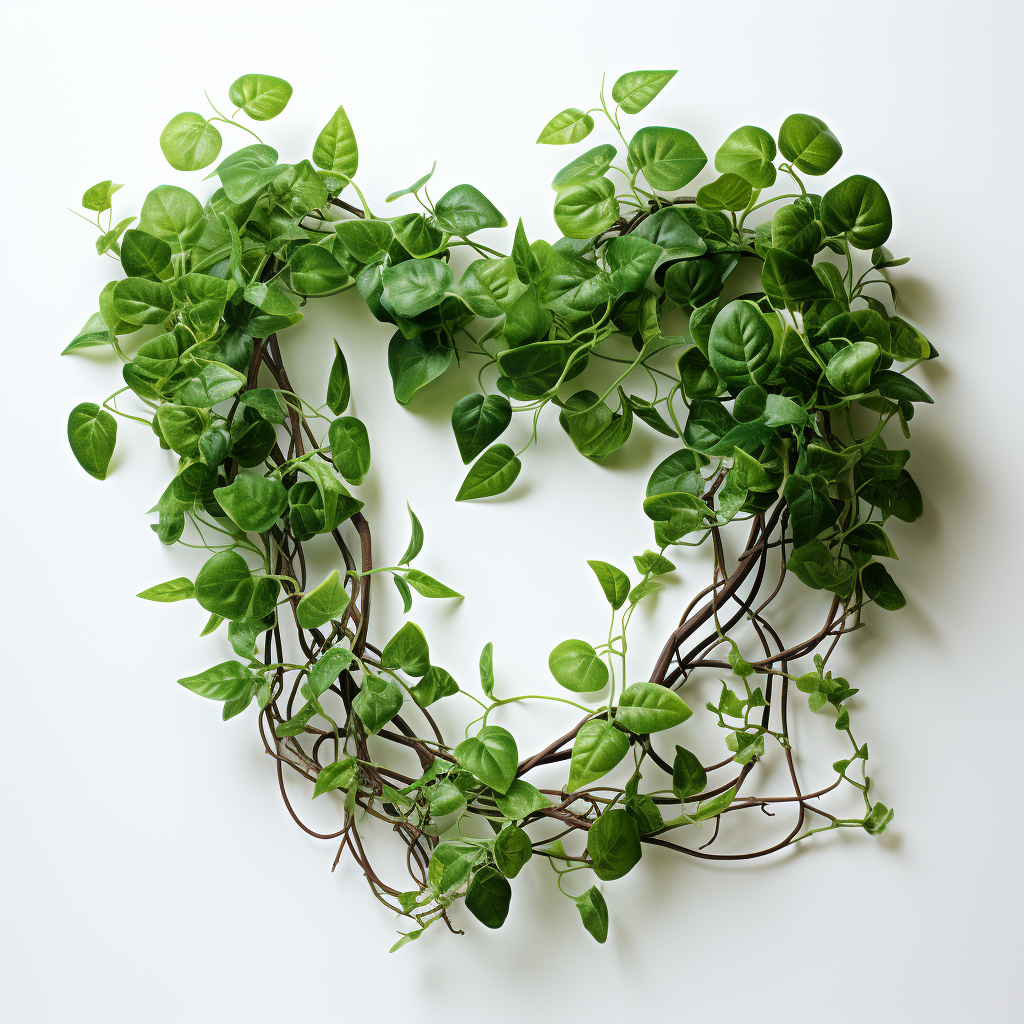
(66, 69, 934, 949)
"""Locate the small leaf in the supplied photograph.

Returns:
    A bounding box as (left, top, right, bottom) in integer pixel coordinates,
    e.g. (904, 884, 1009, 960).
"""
(326, 341, 351, 414)
(587, 808, 641, 880)
(329, 416, 371, 486)
(549, 640, 609, 693)
(307, 646, 354, 698)
(178, 661, 254, 701)
(615, 681, 692, 733)
(493, 825, 532, 879)
(353, 673, 403, 734)
(313, 104, 358, 176)
(67, 403, 116, 480)
(465, 866, 512, 928)
(451, 393, 512, 464)
(672, 745, 707, 800)
(313, 757, 358, 798)
(575, 886, 609, 942)
(587, 560, 631, 610)
(569, 720, 629, 790)
(456, 444, 522, 501)
(537, 107, 594, 145)
(159, 112, 222, 171)
(296, 570, 348, 628)
(479, 641, 495, 699)
(494, 780, 551, 819)
(694, 786, 736, 821)
(228, 74, 293, 120)
(611, 70, 677, 114)
(404, 570, 462, 599)
(433, 184, 506, 235)
(454, 726, 518, 794)
(861, 562, 906, 610)
(399, 503, 424, 565)
(137, 578, 194, 603)
(82, 180, 123, 212)
(380, 621, 430, 677)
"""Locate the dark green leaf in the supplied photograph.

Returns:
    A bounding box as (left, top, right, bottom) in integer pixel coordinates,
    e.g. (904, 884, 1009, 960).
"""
(575, 886, 609, 942)
(67, 402, 116, 479)
(587, 808, 641, 880)
(329, 416, 371, 485)
(466, 866, 511, 928)
(672, 745, 707, 799)
(494, 825, 532, 878)
(778, 114, 842, 175)
(380, 621, 430, 677)
(820, 175, 892, 250)
(452, 393, 512, 464)
(862, 562, 906, 610)
(456, 444, 521, 500)
(454, 726, 518, 794)
(353, 673, 403, 734)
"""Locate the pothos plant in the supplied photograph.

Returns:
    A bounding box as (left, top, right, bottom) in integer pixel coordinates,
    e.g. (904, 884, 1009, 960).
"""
(66, 69, 934, 950)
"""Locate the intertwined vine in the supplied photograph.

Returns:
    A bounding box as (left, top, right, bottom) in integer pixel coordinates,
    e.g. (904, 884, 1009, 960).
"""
(66, 70, 934, 948)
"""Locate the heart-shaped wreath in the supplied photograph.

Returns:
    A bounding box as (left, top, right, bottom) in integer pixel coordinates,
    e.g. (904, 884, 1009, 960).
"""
(66, 70, 933, 949)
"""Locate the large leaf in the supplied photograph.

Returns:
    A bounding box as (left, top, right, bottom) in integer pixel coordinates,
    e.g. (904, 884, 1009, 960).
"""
(586, 808, 641, 880)
(632, 206, 706, 257)
(178, 661, 254, 701)
(228, 74, 293, 120)
(820, 175, 892, 250)
(451, 393, 512, 464)
(159, 112, 222, 171)
(715, 125, 777, 188)
(454, 726, 518, 794)
(353, 673, 403, 734)
(615, 681, 692, 733)
(465, 866, 511, 928)
(611, 70, 676, 114)
(549, 640, 609, 693)
(551, 144, 617, 190)
(568, 720, 629, 790)
(708, 299, 776, 388)
(456, 444, 521, 500)
(628, 126, 707, 191)
(382, 259, 453, 317)
(312, 104, 358, 176)
(554, 177, 619, 239)
(67, 403, 116, 479)
(778, 114, 842, 175)
(380, 621, 430, 677)
(388, 330, 453, 405)
(434, 184, 506, 235)
(213, 474, 287, 533)
(329, 416, 371, 485)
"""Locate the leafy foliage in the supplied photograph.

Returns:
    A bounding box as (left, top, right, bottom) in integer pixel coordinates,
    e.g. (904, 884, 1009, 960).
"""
(66, 69, 933, 951)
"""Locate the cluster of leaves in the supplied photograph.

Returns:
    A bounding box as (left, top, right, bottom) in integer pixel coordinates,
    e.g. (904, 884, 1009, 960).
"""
(66, 70, 930, 949)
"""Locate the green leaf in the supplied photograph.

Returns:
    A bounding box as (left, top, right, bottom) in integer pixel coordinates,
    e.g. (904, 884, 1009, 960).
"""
(382, 259, 453, 317)
(329, 416, 371, 486)
(313, 104, 358, 176)
(434, 184, 506, 235)
(537, 107, 594, 145)
(627, 126, 707, 191)
(820, 175, 892, 250)
(862, 562, 906, 610)
(466, 866, 511, 928)
(82, 180, 123, 212)
(120, 229, 172, 279)
(178, 661, 254, 701)
(297, 570, 348, 628)
(873, 369, 933, 404)
(825, 342, 879, 394)
(778, 114, 842, 175)
(695, 785, 736, 820)
(696, 173, 753, 212)
(454, 726, 518, 794)
(568, 720, 629, 790)
(211, 145, 282, 204)
(228, 74, 293, 120)
(408, 665, 459, 706)
(307, 646, 354, 698)
(404, 570, 461, 599)
(549, 640, 609, 693)
(611, 70, 676, 114)
(494, 825, 532, 879)
(715, 125, 777, 188)
(398, 503, 424, 565)
(494, 780, 551, 819)
(325, 341, 351, 415)
(385, 163, 436, 202)
(213, 474, 287, 533)
(393, 574, 413, 613)
(551, 144, 617, 190)
(456, 444, 521, 500)
(672, 745, 707, 800)
(632, 206, 707, 257)
(194, 550, 279, 621)
(784, 474, 838, 547)
(786, 540, 856, 598)
(587, 560, 630, 610)
(380, 621, 430, 677)
(137, 578, 194, 602)
(139, 185, 205, 250)
(237, 389, 285, 425)
(388, 330, 453, 405)
(847, 523, 898, 558)
(313, 757, 358, 798)
(633, 550, 676, 576)
(615, 681, 692, 733)
(575, 886, 609, 942)
(160, 112, 222, 171)
(111, 278, 173, 326)
(479, 642, 495, 700)
(451, 393, 512, 464)
(67, 402, 116, 479)
(353, 673, 403, 734)
(63, 312, 115, 354)
(587, 808, 641, 880)
(289, 245, 350, 296)
(642, 490, 710, 522)
(708, 299, 776, 388)
(176, 363, 246, 408)
(553, 177, 619, 239)
(335, 218, 391, 264)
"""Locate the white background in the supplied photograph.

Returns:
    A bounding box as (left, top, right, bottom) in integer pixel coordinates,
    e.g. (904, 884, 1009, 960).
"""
(2, 1, 1021, 1020)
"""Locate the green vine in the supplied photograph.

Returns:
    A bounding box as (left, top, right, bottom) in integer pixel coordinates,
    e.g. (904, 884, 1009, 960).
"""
(65, 69, 933, 950)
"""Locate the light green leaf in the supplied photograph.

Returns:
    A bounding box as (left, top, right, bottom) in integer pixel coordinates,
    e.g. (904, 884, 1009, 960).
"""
(553, 177, 619, 239)
(628, 126, 707, 191)
(715, 125, 777, 188)
(537, 107, 594, 145)
(312, 104, 358, 176)
(494, 780, 551, 819)
(178, 661, 254, 701)
(353, 673, 403, 734)
(313, 757, 358, 798)
(587, 560, 630, 610)
(335, 218, 392, 264)
(549, 640, 609, 693)
(382, 259, 453, 317)
(380, 621, 430, 677)
(297, 570, 348, 628)
(611, 70, 677, 114)
(228, 74, 293, 120)
(696, 173, 753, 212)
(137, 578, 194, 602)
(307, 646, 354, 697)
(694, 785, 736, 821)
(615, 681, 692, 733)
(551, 144, 617, 190)
(160, 112, 222, 171)
(404, 570, 461, 599)
(456, 444, 521, 500)
(82, 180, 123, 212)
(568, 720, 629, 790)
